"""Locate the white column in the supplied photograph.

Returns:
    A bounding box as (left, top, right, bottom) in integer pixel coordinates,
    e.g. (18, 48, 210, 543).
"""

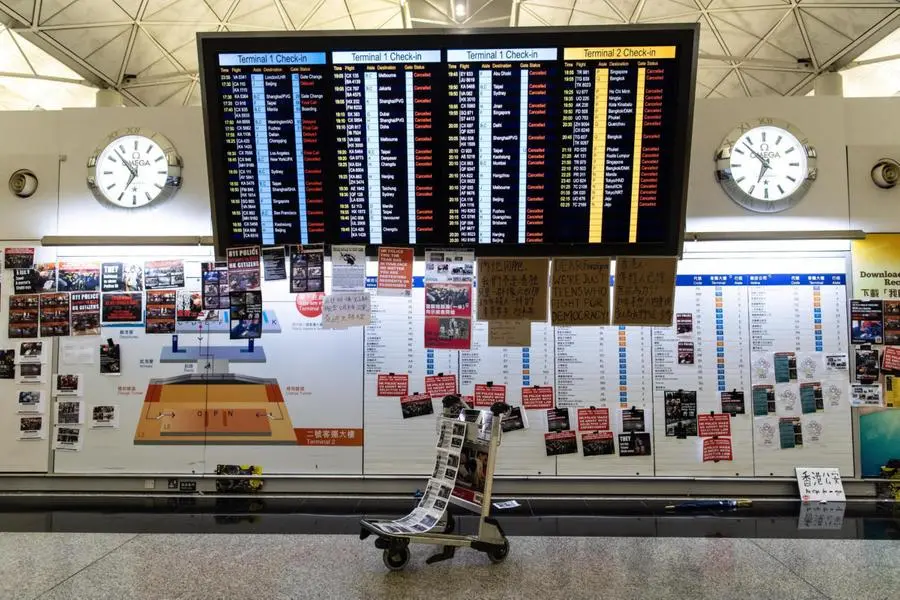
(518, 69, 529, 244)
(364, 71, 382, 245)
(405, 71, 416, 244)
(478, 69, 493, 244)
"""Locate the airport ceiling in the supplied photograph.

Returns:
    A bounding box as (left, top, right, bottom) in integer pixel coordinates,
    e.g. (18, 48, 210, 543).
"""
(0, 0, 898, 107)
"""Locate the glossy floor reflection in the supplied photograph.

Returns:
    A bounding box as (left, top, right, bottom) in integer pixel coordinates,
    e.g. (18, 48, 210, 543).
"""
(1, 533, 896, 600)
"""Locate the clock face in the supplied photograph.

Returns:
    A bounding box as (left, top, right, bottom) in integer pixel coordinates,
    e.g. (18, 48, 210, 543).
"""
(96, 135, 169, 208)
(87, 130, 182, 209)
(729, 126, 806, 202)
(715, 119, 817, 213)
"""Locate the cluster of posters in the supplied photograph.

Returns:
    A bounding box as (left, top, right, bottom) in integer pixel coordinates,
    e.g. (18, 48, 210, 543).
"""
(423, 250, 474, 350)
(372, 419, 464, 535)
(540, 404, 652, 458)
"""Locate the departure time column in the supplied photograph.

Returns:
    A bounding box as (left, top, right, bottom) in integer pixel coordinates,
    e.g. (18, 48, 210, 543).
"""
(218, 62, 259, 243)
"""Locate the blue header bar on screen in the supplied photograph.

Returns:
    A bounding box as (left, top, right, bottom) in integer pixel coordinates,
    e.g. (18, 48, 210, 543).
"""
(219, 53, 327, 66)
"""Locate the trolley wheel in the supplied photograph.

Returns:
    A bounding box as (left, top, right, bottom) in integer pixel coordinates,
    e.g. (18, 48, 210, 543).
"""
(487, 539, 510, 564)
(382, 547, 411, 571)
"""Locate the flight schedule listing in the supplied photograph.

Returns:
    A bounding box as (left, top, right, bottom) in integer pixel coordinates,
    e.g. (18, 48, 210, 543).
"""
(557, 46, 677, 245)
(446, 48, 558, 245)
(333, 50, 442, 245)
(217, 52, 329, 246)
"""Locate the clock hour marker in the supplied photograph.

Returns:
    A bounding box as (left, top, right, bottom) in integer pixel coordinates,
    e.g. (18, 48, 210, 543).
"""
(106, 183, 115, 190)
(145, 191, 152, 200)
(154, 183, 163, 189)
(787, 175, 796, 182)
(117, 192, 124, 201)
(764, 188, 769, 199)
(103, 171, 113, 175)
(748, 184, 755, 194)
(746, 137, 754, 145)
(147, 145, 153, 154)
(776, 135, 782, 145)
(736, 176, 745, 183)
(157, 171, 167, 175)
(107, 156, 116, 162)
(154, 156, 164, 162)
(119, 145, 125, 153)
(761, 132, 766, 142)
(734, 148, 744, 155)
(785, 147, 795, 154)
(132, 194, 137, 205)
(777, 184, 784, 194)
(134, 140, 138, 150)
(789, 162, 799, 166)
(732, 163, 742, 168)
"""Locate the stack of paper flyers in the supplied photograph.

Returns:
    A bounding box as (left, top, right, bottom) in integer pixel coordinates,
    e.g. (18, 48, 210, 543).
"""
(374, 418, 465, 535)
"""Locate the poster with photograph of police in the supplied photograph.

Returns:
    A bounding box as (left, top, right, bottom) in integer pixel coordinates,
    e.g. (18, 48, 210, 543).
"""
(664, 389, 698, 437)
(581, 431, 615, 457)
(90, 404, 119, 428)
(53, 426, 82, 451)
(400, 393, 434, 419)
(18, 416, 44, 440)
(17, 390, 44, 413)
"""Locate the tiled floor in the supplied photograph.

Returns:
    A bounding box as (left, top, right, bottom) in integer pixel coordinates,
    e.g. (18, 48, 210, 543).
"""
(1, 533, 896, 600)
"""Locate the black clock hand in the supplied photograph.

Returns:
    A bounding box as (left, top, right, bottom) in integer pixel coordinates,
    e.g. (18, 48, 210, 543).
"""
(757, 162, 768, 183)
(115, 150, 136, 176)
(743, 142, 770, 170)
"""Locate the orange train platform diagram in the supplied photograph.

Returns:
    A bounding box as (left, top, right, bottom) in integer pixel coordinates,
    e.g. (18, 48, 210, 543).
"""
(134, 374, 298, 445)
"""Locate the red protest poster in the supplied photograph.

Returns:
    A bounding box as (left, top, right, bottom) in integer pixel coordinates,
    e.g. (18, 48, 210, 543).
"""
(521, 386, 554, 410)
(473, 384, 506, 408)
(698, 413, 732, 438)
(424, 281, 473, 350)
(882, 346, 900, 374)
(377, 247, 413, 295)
(702, 437, 733, 462)
(577, 407, 610, 431)
(425, 374, 458, 396)
(377, 373, 409, 397)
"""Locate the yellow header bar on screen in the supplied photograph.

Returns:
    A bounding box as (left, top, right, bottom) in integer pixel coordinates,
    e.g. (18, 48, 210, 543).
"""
(564, 46, 677, 60)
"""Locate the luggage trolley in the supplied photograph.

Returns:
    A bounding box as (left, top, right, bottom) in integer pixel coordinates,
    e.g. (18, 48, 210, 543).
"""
(360, 398, 511, 571)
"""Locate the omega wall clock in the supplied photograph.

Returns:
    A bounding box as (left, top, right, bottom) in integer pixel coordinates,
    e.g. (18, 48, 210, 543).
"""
(714, 118, 817, 213)
(87, 128, 182, 209)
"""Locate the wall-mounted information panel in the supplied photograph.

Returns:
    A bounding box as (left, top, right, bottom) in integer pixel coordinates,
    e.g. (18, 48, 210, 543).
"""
(199, 26, 698, 256)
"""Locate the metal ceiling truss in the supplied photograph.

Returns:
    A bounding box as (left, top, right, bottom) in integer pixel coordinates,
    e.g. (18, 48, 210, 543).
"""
(0, 0, 896, 105)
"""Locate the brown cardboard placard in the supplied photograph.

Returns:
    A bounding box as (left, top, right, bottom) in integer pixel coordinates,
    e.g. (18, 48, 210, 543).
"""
(550, 257, 610, 326)
(612, 256, 677, 326)
(476, 258, 548, 321)
(487, 320, 532, 347)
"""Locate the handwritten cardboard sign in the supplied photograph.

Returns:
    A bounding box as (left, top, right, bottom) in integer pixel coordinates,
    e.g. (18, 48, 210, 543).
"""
(795, 467, 845, 502)
(377, 374, 409, 397)
(697, 413, 731, 438)
(551, 258, 610, 326)
(476, 258, 548, 322)
(521, 386, 554, 410)
(612, 256, 677, 326)
(322, 292, 371, 329)
(487, 320, 531, 347)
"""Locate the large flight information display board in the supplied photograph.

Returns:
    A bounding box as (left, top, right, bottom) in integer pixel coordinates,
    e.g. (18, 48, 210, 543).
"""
(199, 27, 698, 256)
